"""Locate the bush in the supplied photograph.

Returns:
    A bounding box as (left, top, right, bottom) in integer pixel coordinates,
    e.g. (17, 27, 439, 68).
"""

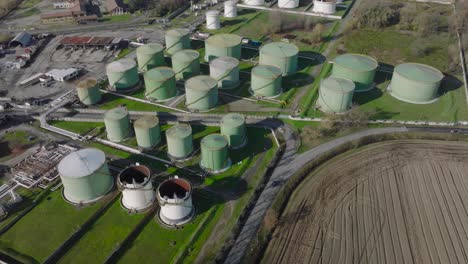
(355, 0, 400, 29)
(410, 39, 433, 57)
(416, 12, 444, 37)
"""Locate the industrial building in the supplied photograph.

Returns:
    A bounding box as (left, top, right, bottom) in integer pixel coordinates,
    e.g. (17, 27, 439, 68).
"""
(221, 113, 247, 149)
(134, 115, 161, 149)
(209, 56, 240, 89)
(331, 53, 378, 92)
(118, 164, 155, 212)
(185, 75, 219, 111)
(206, 10, 221, 30)
(59, 36, 124, 49)
(250, 65, 283, 98)
(279, 0, 299, 8)
(204, 34, 242, 61)
(259, 42, 298, 76)
(166, 124, 194, 160)
(171, 49, 201, 80)
(316, 77, 355, 113)
(244, 0, 264, 5)
(312, 0, 336, 14)
(9, 32, 32, 47)
(224, 0, 237, 17)
(77, 78, 101, 105)
(157, 176, 194, 226)
(144, 67, 177, 101)
(136, 43, 165, 72)
(45, 68, 79, 82)
(165, 28, 191, 55)
(104, 107, 131, 142)
(389, 63, 444, 104)
(58, 148, 114, 205)
(106, 58, 140, 92)
(200, 134, 231, 173)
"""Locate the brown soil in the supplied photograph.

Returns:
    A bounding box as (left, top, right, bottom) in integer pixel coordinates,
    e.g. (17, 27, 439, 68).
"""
(263, 140, 468, 264)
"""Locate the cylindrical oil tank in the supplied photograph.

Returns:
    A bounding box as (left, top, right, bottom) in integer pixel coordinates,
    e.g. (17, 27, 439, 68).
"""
(144, 67, 177, 101)
(390, 63, 444, 104)
(204, 34, 242, 61)
(119, 164, 155, 212)
(200, 134, 231, 172)
(312, 0, 336, 14)
(166, 124, 193, 160)
(224, 0, 237, 17)
(206, 10, 220, 30)
(58, 148, 113, 205)
(165, 28, 191, 55)
(251, 65, 283, 98)
(209, 56, 240, 89)
(279, 0, 299, 8)
(244, 0, 264, 5)
(220, 113, 246, 149)
(77, 78, 101, 105)
(106, 59, 140, 92)
(157, 176, 194, 226)
(332, 53, 378, 92)
(316, 77, 355, 113)
(136, 43, 165, 72)
(259, 42, 298, 76)
(104, 107, 131, 142)
(171, 49, 200, 80)
(134, 115, 161, 149)
(185, 75, 218, 111)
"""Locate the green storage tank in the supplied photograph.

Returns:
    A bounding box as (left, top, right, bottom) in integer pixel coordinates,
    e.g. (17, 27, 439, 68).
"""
(106, 58, 140, 92)
(185, 75, 218, 111)
(390, 63, 444, 104)
(332, 53, 378, 92)
(144, 67, 177, 101)
(209, 56, 240, 89)
(200, 134, 231, 173)
(77, 78, 101, 105)
(172, 49, 200, 80)
(220, 113, 247, 149)
(251, 65, 282, 98)
(316, 77, 355, 113)
(165, 28, 191, 55)
(134, 115, 161, 149)
(259, 42, 298, 76)
(166, 124, 193, 160)
(104, 107, 131, 142)
(58, 148, 113, 205)
(136, 43, 165, 72)
(204, 34, 242, 61)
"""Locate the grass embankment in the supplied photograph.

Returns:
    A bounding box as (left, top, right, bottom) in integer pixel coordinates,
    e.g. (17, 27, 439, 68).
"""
(0, 130, 40, 163)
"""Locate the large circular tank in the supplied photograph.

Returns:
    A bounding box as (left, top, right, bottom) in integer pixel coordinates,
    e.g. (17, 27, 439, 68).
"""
(316, 77, 355, 113)
(134, 115, 161, 149)
(106, 58, 140, 92)
(200, 134, 231, 173)
(136, 43, 165, 72)
(104, 107, 131, 142)
(157, 176, 194, 226)
(144, 67, 177, 101)
(77, 78, 101, 106)
(331, 53, 378, 92)
(206, 10, 221, 30)
(259, 42, 299, 76)
(390, 63, 444, 104)
(171, 49, 200, 80)
(279, 0, 299, 8)
(244, 0, 264, 5)
(166, 124, 193, 160)
(165, 28, 191, 55)
(58, 148, 113, 205)
(220, 113, 247, 149)
(313, 0, 336, 14)
(118, 164, 155, 212)
(185, 75, 218, 111)
(204, 34, 242, 61)
(251, 65, 283, 98)
(224, 0, 237, 17)
(209, 56, 240, 89)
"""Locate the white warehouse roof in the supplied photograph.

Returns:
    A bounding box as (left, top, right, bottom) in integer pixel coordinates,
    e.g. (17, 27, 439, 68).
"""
(46, 68, 79, 80)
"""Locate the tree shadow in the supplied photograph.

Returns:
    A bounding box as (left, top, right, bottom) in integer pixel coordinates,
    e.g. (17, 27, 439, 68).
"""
(370, 107, 400, 120)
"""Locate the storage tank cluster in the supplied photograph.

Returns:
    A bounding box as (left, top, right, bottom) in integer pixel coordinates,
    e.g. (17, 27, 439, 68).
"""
(312, 0, 336, 14)
(106, 58, 140, 92)
(185, 75, 218, 111)
(250, 65, 283, 98)
(224, 0, 237, 17)
(209, 56, 240, 89)
(200, 134, 231, 173)
(389, 63, 443, 104)
(77, 78, 101, 106)
(332, 53, 378, 92)
(171, 49, 201, 80)
(144, 67, 177, 101)
(259, 42, 299, 76)
(134, 115, 161, 149)
(157, 176, 195, 226)
(166, 124, 194, 160)
(118, 164, 155, 212)
(165, 28, 191, 55)
(136, 43, 165, 72)
(316, 77, 355, 113)
(220, 113, 247, 149)
(104, 107, 131, 142)
(204, 34, 242, 61)
(206, 10, 221, 30)
(279, 0, 299, 8)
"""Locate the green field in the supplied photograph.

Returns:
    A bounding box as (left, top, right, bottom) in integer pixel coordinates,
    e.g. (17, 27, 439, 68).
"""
(99, 91, 170, 112)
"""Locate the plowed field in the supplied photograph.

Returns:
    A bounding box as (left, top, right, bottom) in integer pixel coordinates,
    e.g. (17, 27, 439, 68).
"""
(263, 140, 468, 264)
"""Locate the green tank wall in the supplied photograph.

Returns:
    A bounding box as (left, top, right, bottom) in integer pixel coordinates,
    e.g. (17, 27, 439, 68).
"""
(259, 42, 298, 76)
(171, 50, 201, 80)
(220, 114, 246, 148)
(134, 121, 160, 149)
(390, 72, 441, 103)
(204, 34, 242, 61)
(104, 110, 131, 142)
(331, 55, 377, 92)
(251, 65, 282, 98)
(77, 85, 101, 105)
(136, 44, 165, 72)
(144, 67, 177, 101)
(200, 134, 230, 172)
(316, 77, 355, 113)
(165, 28, 191, 55)
(107, 65, 139, 91)
(185, 76, 218, 111)
(166, 125, 193, 159)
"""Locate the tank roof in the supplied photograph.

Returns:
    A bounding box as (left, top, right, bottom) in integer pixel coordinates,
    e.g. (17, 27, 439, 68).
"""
(252, 65, 282, 78)
(166, 28, 190, 37)
(107, 58, 136, 72)
(77, 78, 97, 89)
(137, 43, 164, 54)
(158, 177, 192, 198)
(221, 113, 245, 127)
(206, 10, 220, 16)
(166, 124, 192, 138)
(210, 56, 239, 70)
(58, 148, 106, 178)
(394, 63, 443, 83)
(202, 134, 228, 149)
(261, 42, 299, 57)
(185, 75, 217, 91)
(134, 115, 159, 128)
(172, 49, 199, 61)
(334, 53, 378, 72)
(119, 165, 150, 185)
(145, 67, 175, 82)
(321, 77, 355, 93)
(206, 34, 242, 47)
(104, 107, 129, 120)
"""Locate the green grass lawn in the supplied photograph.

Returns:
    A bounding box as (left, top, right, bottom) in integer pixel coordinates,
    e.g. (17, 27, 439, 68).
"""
(99, 91, 170, 112)
(101, 14, 133, 23)
(50, 121, 103, 135)
(1, 130, 39, 146)
(0, 188, 42, 231)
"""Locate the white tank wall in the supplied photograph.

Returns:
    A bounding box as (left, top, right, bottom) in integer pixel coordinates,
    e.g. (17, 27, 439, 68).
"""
(224, 1, 237, 17)
(243, 0, 264, 6)
(160, 196, 193, 222)
(206, 12, 221, 29)
(313, 0, 336, 14)
(278, 0, 299, 8)
(122, 182, 155, 211)
(336, 0, 343, 3)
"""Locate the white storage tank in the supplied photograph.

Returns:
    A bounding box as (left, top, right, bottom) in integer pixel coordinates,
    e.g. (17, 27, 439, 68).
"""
(157, 176, 195, 226)
(224, 0, 237, 17)
(206, 10, 221, 30)
(118, 164, 155, 212)
(244, 0, 264, 5)
(278, 0, 299, 8)
(313, 0, 336, 14)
